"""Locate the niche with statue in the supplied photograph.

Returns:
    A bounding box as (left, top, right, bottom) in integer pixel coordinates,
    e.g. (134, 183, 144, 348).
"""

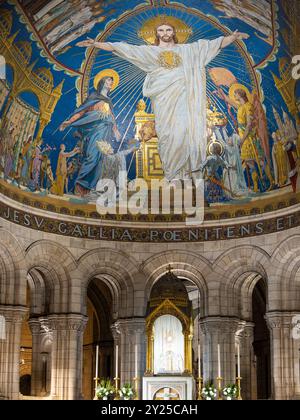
(143, 268, 194, 400)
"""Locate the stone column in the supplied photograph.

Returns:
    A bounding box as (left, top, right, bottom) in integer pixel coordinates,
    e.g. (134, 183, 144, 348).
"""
(39, 317, 52, 396)
(28, 319, 42, 397)
(111, 323, 121, 382)
(266, 311, 300, 400)
(113, 318, 146, 396)
(200, 317, 241, 386)
(48, 314, 87, 400)
(28, 317, 52, 397)
(236, 321, 256, 400)
(292, 314, 300, 398)
(0, 305, 27, 400)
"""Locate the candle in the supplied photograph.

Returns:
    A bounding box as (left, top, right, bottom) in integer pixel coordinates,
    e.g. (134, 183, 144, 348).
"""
(198, 343, 201, 377)
(95, 345, 99, 379)
(217, 344, 221, 378)
(237, 344, 241, 378)
(115, 345, 119, 378)
(135, 344, 138, 378)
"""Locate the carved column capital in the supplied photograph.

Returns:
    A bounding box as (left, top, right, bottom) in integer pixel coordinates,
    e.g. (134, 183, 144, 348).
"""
(235, 321, 255, 340)
(48, 314, 88, 333)
(28, 319, 41, 335)
(115, 318, 146, 337)
(200, 316, 242, 336)
(0, 305, 28, 323)
(265, 311, 300, 331)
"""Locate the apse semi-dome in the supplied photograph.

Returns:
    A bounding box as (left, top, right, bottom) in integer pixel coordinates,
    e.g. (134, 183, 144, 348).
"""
(0, 0, 299, 243)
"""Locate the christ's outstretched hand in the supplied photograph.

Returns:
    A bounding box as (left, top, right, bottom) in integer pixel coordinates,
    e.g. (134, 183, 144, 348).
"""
(76, 37, 95, 48)
(221, 30, 249, 49)
(232, 30, 250, 40)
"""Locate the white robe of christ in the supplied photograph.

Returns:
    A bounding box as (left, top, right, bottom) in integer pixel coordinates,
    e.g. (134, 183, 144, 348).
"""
(108, 38, 223, 180)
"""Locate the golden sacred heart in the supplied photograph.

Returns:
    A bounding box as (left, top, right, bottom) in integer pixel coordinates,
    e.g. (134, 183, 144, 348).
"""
(158, 51, 182, 69)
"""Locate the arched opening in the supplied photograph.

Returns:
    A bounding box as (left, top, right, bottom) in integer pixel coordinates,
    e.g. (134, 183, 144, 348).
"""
(19, 284, 32, 397)
(83, 277, 114, 400)
(144, 269, 201, 400)
(185, 279, 203, 379)
(20, 374, 31, 396)
(236, 270, 272, 400)
(147, 271, 203, 379)
(19, 267, 53, 399)
(252, 278, 271, 400)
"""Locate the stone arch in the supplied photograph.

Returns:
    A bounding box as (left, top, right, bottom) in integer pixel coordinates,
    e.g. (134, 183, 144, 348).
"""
(239, 273, 268, 320)
(77, 248, 139, 319)
(269, 235, 300, 311)
(0, 244, 16, 306)
(27, 269, 47, 316)
(211, 246, 271, 318)
(271, 235, 300, 265)
(25, 240, 77, 313)
(141, 250, 211, 317)
(0, 229, 27, 306)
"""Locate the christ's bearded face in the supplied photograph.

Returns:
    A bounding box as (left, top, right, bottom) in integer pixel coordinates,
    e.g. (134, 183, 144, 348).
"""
(156, 25, 175, 43)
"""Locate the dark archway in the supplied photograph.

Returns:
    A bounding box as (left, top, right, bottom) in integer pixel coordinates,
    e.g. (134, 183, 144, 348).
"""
(252, 279, 271, 400)
(20, 374, 31, 396)
(19, 269, 52, 398)
(83, 278, 114, 400)
(19, 284, 32, 397)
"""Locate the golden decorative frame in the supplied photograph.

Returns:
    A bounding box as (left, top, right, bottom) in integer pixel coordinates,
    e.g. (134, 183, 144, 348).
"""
(145, 299, 193, 376)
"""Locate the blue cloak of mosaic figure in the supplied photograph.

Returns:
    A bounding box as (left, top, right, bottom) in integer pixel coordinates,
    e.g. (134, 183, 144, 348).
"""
(59, 75, 121, 197)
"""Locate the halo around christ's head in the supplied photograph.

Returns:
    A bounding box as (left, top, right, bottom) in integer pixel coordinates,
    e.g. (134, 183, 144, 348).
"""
(94, 69, 120, 91)
(138, 15, 193, 45)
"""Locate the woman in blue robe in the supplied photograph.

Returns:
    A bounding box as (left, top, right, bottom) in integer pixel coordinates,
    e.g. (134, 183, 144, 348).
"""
(60, 76, 121, 196)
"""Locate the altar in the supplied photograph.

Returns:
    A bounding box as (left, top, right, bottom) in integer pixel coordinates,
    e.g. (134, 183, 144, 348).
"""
(142, 268, 195, 400)
(143, 376, 194, 400)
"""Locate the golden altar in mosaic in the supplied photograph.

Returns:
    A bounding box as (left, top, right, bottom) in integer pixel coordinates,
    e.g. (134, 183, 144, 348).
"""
(134, 99, 228, 182)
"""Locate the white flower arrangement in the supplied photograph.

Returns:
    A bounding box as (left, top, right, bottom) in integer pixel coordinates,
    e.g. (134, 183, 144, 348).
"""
(119, 383, 135, 400)
(96, 140, 114, 155)
(223, 384, 237, 400)
(96, 379, 115, 400)
(202, 384, 217, 400)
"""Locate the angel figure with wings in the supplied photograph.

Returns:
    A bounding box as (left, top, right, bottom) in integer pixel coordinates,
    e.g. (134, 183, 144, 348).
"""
(216, 84, 274, 193)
